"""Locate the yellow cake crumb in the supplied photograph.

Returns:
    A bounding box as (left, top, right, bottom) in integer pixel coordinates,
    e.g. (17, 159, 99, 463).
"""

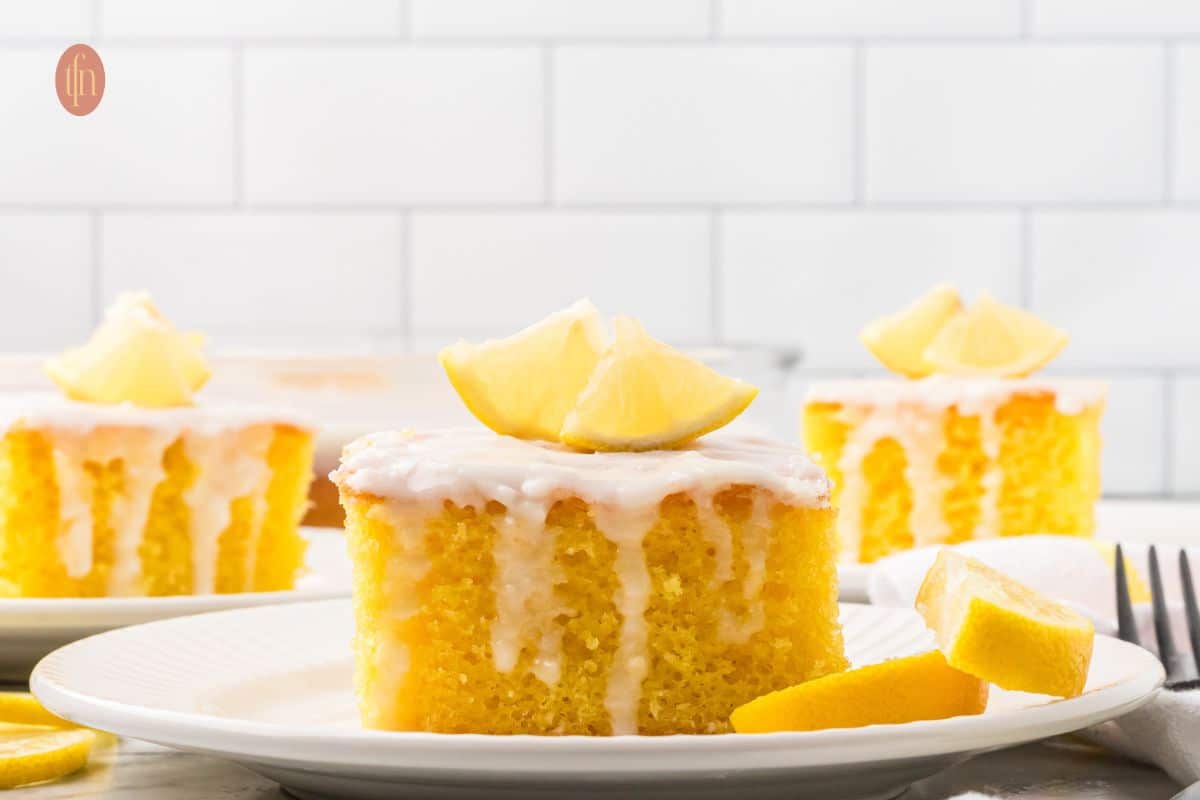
(0, 423, 313, 597)
(340, 485, 845, 735)
(804, 383, 1103, 563)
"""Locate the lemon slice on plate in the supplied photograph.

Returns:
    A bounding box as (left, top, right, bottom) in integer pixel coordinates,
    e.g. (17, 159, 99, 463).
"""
(0, 727, 95, 789)
(916, 549, 1094, 698)
(45, 293, 209, 408)
(559, 316, 758, 452)
(730, 650, 987, 733)
(923, 293, 1067, 378)
(860, 284, 963, 378)
(440, 300, 606, 442)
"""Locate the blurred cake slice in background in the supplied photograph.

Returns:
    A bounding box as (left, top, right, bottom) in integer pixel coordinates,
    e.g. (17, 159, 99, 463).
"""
(0, 293, 314, 597)
(803, 286, 1106, 564)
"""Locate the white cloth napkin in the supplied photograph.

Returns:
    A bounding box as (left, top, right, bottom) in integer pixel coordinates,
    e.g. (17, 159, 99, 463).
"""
(867, 536, 1200, 787)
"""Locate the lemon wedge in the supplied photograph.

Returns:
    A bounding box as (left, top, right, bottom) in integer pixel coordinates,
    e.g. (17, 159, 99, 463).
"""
(0, 727, 95, 789)
(730, 650, 987, 733)
(45, 293, 210, 408)
(861, 284, 963, 378)
(559, 316, 757, 452)
(922, 293, 1067, 378)
(916, 549, 1094, 698)
(439, 300, 607, 442)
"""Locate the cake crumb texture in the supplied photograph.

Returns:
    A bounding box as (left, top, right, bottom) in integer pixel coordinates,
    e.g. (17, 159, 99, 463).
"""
(0, 423, 313, 597)
(343, 487, 846, 735)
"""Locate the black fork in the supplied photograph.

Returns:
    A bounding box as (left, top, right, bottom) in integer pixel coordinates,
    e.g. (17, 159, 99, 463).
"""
(1115, 544, 1200, 690)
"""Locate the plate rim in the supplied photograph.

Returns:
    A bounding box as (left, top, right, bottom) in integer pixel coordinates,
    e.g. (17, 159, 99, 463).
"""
(30, 599, 1165, 774)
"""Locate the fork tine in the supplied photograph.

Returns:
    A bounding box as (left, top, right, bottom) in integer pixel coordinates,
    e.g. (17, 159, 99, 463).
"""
(1180, 550, 1200, 676)
(1149, 545, 1186, 682)
(1115, 544, 1141, 646)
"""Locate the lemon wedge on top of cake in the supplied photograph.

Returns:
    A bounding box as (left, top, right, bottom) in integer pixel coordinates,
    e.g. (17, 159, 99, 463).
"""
(860, 284, 963, 379)
(922, 292, 1067, 379)
(440, 301, 757, 451)
(45, 293, 209, 408)
(439, 300, 606, 442)
(560, 316, 757, 451)
(916, 549, 1095, 698)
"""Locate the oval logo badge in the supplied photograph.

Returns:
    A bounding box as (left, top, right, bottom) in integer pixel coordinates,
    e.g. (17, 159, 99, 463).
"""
(56, 44, 104, 116)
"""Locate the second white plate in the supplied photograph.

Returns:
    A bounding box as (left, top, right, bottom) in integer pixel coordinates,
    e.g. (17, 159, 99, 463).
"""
(32, 599, 1162, 800)
(0, 527, 351, 680)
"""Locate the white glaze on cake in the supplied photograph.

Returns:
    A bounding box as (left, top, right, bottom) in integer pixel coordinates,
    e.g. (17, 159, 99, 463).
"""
(0, 393, 313, 595)
(331, 427, 830, 735)
(807, 377, 1107, 561)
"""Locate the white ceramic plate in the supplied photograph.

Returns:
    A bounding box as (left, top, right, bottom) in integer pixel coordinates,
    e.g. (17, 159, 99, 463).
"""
(32, 600, 1162, 800)
(837, 498, 1200, 603)
(0, 527, 350, 680)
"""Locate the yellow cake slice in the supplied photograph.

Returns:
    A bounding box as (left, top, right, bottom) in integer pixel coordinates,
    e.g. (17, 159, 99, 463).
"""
(805, 286, 1105, 564)
(332, 428, 845, 735)
(0, 293, 315, 597)
(805, 378, 1104, 564)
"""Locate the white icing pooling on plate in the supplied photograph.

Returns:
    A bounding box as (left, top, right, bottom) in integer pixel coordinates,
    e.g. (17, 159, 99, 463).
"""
(808, 377, 1106, 562)
(332, 428, 829, 734)
(1, 393, 312, 595)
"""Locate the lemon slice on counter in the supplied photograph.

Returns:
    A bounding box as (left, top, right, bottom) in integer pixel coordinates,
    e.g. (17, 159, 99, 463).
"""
(45, 293, 210, 408)
(730, 650, 987, 733)
(0, 727, 96, 789)
(922, 293, 1067, 378)
(440, 300, 607, 442)
(860, 284, 964, 378)
(559, 316, 758, 452)
(0, 694, 74, 730)
(916, 549, 1094, 698)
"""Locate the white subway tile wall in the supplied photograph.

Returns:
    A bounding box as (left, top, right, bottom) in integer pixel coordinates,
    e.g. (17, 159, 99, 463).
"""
(0, 0, 1191, 496)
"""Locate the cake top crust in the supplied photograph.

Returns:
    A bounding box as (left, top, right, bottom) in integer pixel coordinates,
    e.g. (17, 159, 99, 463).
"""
(806, 376, 1107, 416)
(332, 427, 831, 510)
(0, 392, 315, 435)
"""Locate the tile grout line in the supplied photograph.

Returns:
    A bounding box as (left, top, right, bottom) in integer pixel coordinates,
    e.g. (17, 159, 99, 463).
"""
(852, 42, 866, 205)
(1164, 42, 1176, 205)
(89, 211, 103, 326)
(709, 0, 721, 40)
(398, 211, 412, 351)
(709, 209, 722, 343)
(398, 0, 411, 39)
(542, 45, 554, 206)
(1020, 0, 1034, 37)
(232, 43, 244, 207)
(1019, 207, 1033, 308)
(13, 34, 1200, 46)
(90, 0, 103, 40)
(1164, 370, 1176, 494)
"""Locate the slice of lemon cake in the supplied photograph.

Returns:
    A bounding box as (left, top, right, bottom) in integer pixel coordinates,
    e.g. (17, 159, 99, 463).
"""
(803, 287, 1106, 564)
(334, 429, 842, 735)
(0, 294, 314, 597)
(333, 302, 845, 735)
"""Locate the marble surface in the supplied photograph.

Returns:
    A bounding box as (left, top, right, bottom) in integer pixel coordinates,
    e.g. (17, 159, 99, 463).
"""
(3, 736, 1182, 799)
